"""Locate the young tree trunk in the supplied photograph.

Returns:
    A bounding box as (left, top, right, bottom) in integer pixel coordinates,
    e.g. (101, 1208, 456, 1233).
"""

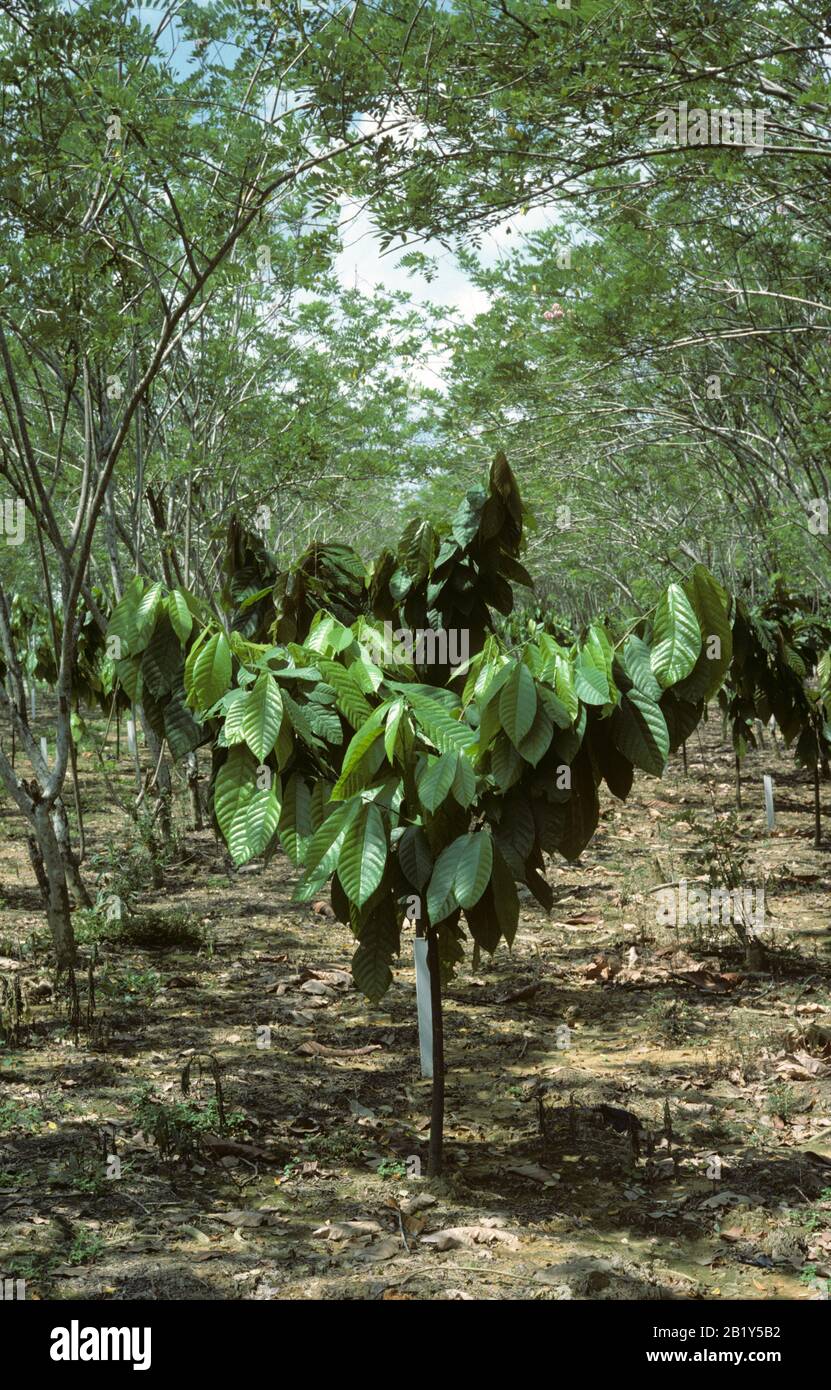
(426, 927, 445, 1177)
(681, 741, 688, 775)
(52, 799, 92, 908)
(186, 751, 203, 830)
(137, 710, 173, 848)
(33, 802, 76, 972)
(26, 833, 49, 902)
(814, 761, 822, 848)
(735, 755, 742, 810)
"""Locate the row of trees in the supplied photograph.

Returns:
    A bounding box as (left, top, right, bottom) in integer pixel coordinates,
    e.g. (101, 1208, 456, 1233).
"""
(2, 0, 829, 1177)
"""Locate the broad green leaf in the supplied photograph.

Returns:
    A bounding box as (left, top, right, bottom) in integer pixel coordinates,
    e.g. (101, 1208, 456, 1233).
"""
(492, 733, 523, 790)
(452, 753, 476, 809)
(338, 803, 387, 907)
(191, 632, 232, 712)
(295, 798, 361, 899)
(384, 697, 405, 762)
(622, 635, 662, 702)
(183, 626, 209, 701)
(398, 825, 433, 891)
(351, 910, 397, 1002)
(282, 693, 325, 751)
(651, 583, 701, 688)
(538, 683, 573, 730)
(243, 671, 284, 761)
(548, 654, 579, 721)
(559, 745, 600, 862)
(426, 835, 468, 924)
(517, 698, 554, 766)
(107, 576, 145, 658)
(453, 831, 493, 910)
(214, 744, 258, 852)
(330, 709, 386, 800)
(410, 694, 476, 754)
(574, 648, 610, 705)
(141, 618, 182, 700)
(491, 844, 519, 946)
(309, 780, 333, 834)
(317, 658, 373, 727)
(115, 655, 142, 703)
(163, 689, 203, 760)
(244, 785, 282, 859)
(612, 689, 670, 776)
(133, 582, 163, 653)
(677, 566, 733, 701)
(278, 773, 313, 865)
(307, 610, 353, 654)
(499, 661, 537, 745)
(304, 700, 343, 744)
(417, 752, 457, 813)
(167, 590, 193, 645)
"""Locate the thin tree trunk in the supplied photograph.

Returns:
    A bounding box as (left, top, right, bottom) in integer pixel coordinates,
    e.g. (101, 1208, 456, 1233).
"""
(186, 751, 202, 829)
(26, 833, 49, 902)
(427, 927, 445, 1177)
(129, 706, 142, 789)
(68, 728, 86, 863)
(139, 714, 172, 843)
(33, 802, 76, 971)
(814, 761, 822, 848)
(735, 755, 742, 810)
(52, 798, 92, 908)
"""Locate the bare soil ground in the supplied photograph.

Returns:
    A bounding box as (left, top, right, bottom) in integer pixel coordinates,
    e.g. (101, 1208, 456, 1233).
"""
(2, 710, 831, 1301)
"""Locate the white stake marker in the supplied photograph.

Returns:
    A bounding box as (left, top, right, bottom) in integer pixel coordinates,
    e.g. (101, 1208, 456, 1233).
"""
(413, 937, 433, 1078)
(763, 774, 775, 831)
(127, 717, 137, 757)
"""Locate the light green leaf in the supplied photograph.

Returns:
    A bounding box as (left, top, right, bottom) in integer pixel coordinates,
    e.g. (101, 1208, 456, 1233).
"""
(338, 803, 387, 907)
(651, 583, 702, 688)
(623, 635, 662, 701)
(167, 590, 193, 645)
(243, 671, 284, 761)
(499, 661, 537, 746)
(244, 785, 282, 859)
(278, 773, 313, 865)
(214, 745, 258, 857)
(191, 632, 232, 712)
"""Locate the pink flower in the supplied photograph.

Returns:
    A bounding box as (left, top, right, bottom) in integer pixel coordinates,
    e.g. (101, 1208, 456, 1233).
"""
(542, 302, 564, 322)
(543, 310, 555, 320)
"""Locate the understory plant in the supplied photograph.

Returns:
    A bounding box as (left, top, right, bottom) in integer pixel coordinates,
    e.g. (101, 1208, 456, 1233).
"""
(108, 455, 732, 1173)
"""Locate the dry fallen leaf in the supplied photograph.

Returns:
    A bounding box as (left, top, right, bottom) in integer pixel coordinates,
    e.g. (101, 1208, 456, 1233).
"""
(211, 1208, 283, 1228)
(422, 1222, 519, 1251)
(313, 1220, 383, 1242)
(504, 1161, 558, 1185)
